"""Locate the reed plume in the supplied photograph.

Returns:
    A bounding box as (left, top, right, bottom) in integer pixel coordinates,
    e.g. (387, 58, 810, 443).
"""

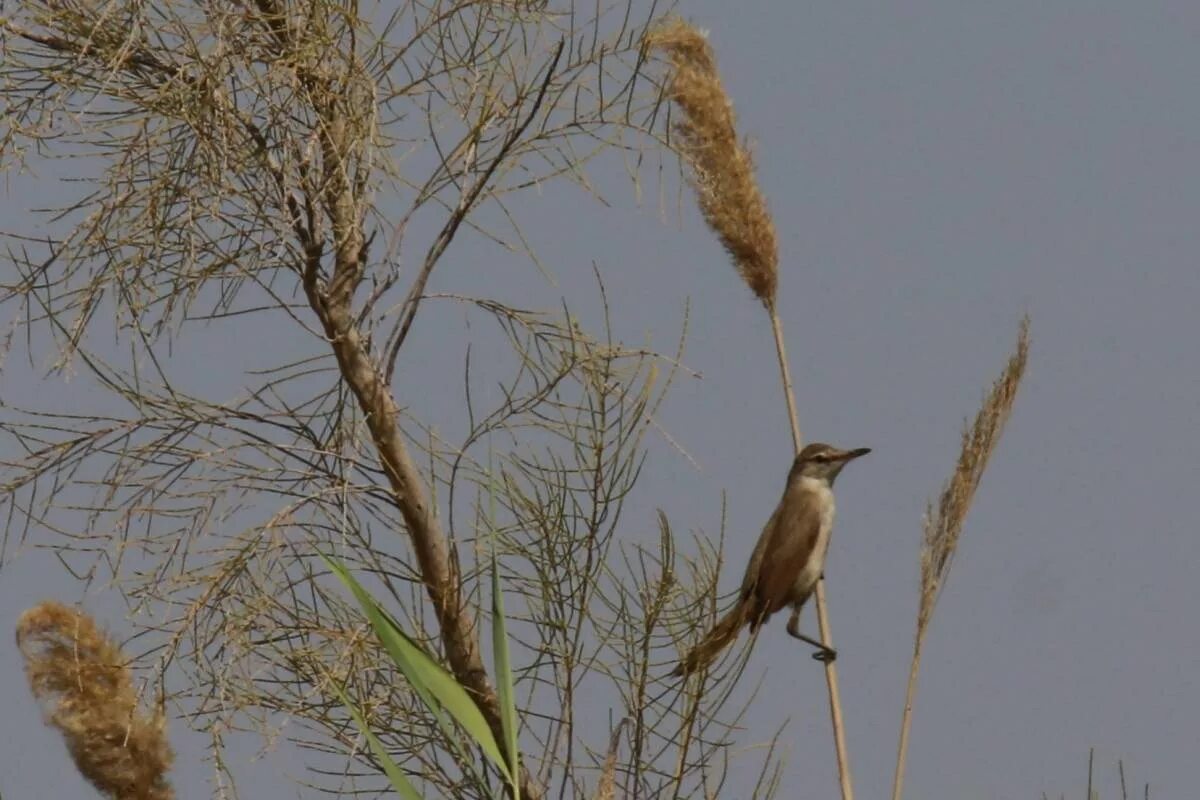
(591, 719, 628, 800)
(649, 19, 779, 308)
(17, 601, 175, 800)
(919, 316, 1030, 630)
(651, 18, 853, 800)
(891, 316, 1031, 800)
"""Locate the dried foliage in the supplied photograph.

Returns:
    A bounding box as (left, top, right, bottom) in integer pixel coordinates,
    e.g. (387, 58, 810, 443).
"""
(17, 601, 175, 800)
(591, 719, 627, 800)
(891, 316, 1031, 800)
(651, 17, 853, 800)
(1, 1, 790, 798)
(917, 316, 1030, 633)
(649, 19, 779, 308)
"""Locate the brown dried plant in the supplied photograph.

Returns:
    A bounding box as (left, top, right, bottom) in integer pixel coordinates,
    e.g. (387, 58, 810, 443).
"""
(0, 2, 792, 798)
(651, 17, 854, 800)
(17, 601, 175, 800)
(919, 316, 1030, 632)
(648, 19, 779, 308)
(590, 719, 627, 800)
(891, 316, 1031, 800)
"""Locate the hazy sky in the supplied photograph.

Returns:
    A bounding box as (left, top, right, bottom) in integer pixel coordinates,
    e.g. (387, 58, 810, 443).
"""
(4, 2, 1199, 798)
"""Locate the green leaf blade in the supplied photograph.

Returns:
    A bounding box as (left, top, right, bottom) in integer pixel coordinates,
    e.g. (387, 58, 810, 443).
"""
(321, 555, 513, 783)
(326, 678, 424, 800)
(491, 551, 520, 798)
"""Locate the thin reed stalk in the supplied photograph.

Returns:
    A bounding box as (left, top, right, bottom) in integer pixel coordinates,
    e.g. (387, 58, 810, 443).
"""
(890, 317, 1030, 800)
(770, 310, 854, 796)
(651, 19, 854, 800)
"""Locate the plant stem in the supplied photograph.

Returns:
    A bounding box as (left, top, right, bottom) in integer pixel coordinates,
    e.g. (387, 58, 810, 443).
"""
(891, 635, 924, 800)
(769, 307, 855, 800)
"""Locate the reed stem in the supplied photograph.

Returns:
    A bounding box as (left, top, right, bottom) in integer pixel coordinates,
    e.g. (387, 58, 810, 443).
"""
(770, 306, 855, 800)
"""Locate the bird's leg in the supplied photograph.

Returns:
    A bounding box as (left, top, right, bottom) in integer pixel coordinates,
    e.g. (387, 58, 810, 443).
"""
(786, 607, 837, 663)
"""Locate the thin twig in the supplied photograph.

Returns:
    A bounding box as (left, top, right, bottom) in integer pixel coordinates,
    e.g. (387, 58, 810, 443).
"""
(384, 40, 566, 383)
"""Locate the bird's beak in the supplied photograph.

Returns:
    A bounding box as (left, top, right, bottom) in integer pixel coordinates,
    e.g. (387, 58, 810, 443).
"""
(842, 447, 871, 460)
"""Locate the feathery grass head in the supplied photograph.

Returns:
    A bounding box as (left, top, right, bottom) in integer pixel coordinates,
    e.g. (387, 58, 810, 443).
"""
(918, 317, 1030, 632)
(591, 719, 628, 800)
(649, 18, 779, 309)
(16, 601, 175, 800)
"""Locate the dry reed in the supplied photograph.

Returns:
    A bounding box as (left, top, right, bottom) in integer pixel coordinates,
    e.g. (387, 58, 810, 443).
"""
(919, 315, 1030, 635)
(648, 19, 779, 308)
(17, 601, 174, 800)
(591, 719, 627, 800)
(891, 316, 1031, 800)
(651, 17, 854, 800)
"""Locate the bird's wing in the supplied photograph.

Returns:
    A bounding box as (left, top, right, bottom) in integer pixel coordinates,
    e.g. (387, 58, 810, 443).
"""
(747, 491, 822, 619)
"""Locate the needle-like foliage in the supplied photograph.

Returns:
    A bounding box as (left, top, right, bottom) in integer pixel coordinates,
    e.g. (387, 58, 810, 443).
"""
(1, 2, 789, 797)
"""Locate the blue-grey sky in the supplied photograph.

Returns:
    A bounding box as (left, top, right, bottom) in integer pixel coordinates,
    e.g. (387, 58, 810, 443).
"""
(4, 2, 1199, 798)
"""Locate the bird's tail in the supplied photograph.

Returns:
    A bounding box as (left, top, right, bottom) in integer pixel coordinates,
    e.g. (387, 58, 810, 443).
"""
(671, 601, 752, 677)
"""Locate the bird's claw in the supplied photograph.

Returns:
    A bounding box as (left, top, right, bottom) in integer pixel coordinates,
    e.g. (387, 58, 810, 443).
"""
(812, 647, 837, 663)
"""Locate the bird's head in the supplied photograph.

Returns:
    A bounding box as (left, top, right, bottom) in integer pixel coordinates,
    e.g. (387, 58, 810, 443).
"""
(789, 442, 871, 485)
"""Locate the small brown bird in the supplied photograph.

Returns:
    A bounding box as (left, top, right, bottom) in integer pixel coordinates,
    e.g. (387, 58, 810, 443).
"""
(673, 442, 871, 677)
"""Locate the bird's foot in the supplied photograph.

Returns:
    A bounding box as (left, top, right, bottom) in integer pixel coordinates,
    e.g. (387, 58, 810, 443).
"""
(785, 616, 838, 663)
(811, 645, 837, 663)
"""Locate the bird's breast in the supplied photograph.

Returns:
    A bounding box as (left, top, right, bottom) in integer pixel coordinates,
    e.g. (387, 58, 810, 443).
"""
(794, 477, 836, 594)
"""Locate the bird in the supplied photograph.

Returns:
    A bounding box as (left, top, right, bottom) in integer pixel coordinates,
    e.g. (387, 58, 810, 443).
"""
(672, 442, 871, 677)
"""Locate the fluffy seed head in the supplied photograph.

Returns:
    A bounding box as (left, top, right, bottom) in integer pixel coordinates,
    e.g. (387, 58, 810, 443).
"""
(918, 317, 1031, 632)
(17, 601, 175, 800)
(649, 19, 779, 308)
